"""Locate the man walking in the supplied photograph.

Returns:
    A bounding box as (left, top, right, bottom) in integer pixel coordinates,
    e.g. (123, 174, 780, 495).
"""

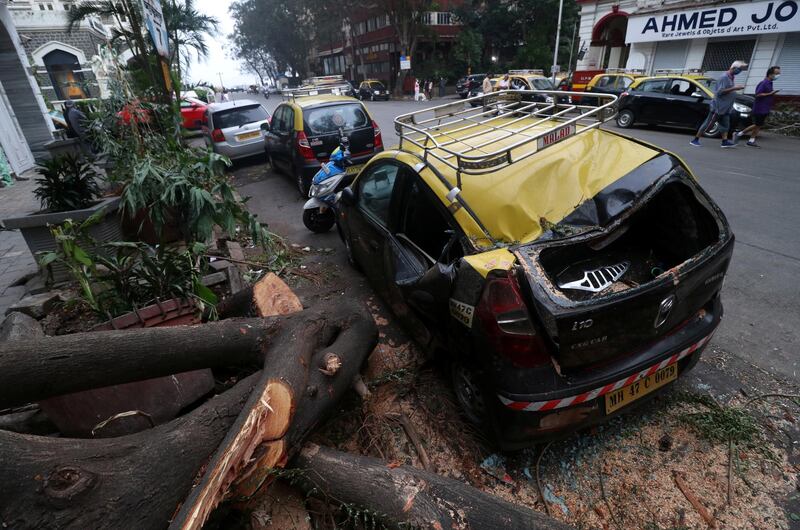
(690, 60, 747, 148)
(735, 66, 781, 148)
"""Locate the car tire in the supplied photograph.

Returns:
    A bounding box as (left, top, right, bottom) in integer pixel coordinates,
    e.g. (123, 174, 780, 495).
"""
(268, 153, 282, 175)
(450, 360, 490, 427)
(702, 121, 721, 138)
(294, 166, 311, 197)
(302, 208, 335, 233)
(343, 232, 361, 271)
(616, 109, 635, 128)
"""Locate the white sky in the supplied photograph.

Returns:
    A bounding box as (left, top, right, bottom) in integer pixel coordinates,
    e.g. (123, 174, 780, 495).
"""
(186, 0, 255, 88)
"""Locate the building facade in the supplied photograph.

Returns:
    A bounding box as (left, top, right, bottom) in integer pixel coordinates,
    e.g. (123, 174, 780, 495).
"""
(8, 0, 115, 103)
(576, 0, 800, 95)
(311, 4, 462, 90)
(1, 0, 53, 173)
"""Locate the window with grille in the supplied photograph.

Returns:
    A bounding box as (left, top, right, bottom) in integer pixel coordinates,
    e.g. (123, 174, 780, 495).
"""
(701, 40, 756, 72)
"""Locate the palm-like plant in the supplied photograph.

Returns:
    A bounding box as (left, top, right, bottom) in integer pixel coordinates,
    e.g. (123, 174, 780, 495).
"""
(163, 0, 219, 90)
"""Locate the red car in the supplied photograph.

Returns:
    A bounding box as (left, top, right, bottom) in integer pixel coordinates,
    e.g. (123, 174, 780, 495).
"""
(180, 97, 208, 130)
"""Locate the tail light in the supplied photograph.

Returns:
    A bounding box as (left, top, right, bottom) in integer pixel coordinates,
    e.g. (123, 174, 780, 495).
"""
(295, 131, 316, 160)
(476, 270, 549, 368)
(372, 120, 383, 149)
(211, 128, 225, 142)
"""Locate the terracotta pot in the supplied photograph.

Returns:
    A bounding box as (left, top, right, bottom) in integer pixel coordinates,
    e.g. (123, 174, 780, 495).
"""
(122, 206, 183, 245)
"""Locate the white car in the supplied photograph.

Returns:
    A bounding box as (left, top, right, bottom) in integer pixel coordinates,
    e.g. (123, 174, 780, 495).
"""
(203, 100, 271, 161)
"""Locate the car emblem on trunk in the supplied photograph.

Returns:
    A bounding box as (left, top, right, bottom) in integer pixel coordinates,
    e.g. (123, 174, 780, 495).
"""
(654, 295, 676, 329)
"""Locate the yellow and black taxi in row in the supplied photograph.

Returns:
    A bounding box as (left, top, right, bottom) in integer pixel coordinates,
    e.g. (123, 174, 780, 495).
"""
(335, 89, 734, 448)
(581, 69, 646, 106)
(616, 70, 754, 136)
(357, 79, 391, 101)
(263, 95, 383, 196)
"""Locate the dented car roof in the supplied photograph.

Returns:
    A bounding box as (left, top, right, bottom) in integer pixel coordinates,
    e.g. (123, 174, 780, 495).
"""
(384, 122, 661, 246)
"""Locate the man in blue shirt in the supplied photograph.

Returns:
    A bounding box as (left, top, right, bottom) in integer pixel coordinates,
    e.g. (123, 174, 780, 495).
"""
(690, 60, 747, 148)
(735, 66, 781, 148)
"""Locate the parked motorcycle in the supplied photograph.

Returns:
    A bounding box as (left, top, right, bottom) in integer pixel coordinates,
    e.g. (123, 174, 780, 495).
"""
(302, 134, 352, 233)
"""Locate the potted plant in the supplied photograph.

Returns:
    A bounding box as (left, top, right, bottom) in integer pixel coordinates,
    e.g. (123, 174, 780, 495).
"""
(2, 154, 123, 282)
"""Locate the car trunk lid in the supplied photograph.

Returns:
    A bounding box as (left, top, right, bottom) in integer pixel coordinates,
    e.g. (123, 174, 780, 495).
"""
(212, 104, 270, 145)
(513, 156, 733, 371)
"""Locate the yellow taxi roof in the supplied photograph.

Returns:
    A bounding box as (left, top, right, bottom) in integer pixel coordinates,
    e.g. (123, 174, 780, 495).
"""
(382, 117, 661, 245)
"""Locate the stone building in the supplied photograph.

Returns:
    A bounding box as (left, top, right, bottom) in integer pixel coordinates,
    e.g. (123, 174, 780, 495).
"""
(576, 0, 800, 95)
(8, 0, 113, 103)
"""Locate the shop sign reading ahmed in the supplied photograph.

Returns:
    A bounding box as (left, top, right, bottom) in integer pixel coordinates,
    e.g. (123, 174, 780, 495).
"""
(626, 0, 800, 43)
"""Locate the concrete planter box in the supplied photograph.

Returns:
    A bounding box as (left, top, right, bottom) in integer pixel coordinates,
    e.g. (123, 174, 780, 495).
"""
(2, 196, 123, 282)
(43, 138, 84, 160)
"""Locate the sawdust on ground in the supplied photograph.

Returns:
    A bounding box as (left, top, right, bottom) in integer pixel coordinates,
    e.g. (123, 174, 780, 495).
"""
(316, 317, 797, 530)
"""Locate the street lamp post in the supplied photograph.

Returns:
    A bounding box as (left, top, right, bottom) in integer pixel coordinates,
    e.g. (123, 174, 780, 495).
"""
(552, 0, 564, 84)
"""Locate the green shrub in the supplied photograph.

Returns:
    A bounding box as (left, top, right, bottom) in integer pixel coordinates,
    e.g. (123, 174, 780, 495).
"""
(34, 154, 101, 213)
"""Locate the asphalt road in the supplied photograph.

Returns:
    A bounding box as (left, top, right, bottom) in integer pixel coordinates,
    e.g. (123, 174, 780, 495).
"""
(231, 92, 800, 382)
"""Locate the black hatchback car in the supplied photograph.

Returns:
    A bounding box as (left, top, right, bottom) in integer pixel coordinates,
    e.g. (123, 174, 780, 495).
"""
(457, 74, 486, 98)
(357, 80, 390, 101)
(616, 75, 754, 137)
(263, 95, 384, 196)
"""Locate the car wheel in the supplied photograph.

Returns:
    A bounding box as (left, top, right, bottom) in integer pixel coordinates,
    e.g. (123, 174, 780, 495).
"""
(267, 152, 281, 174)
(703, 121, 721, 138)
(295, 168, 311, 198)
(616, 109, 635, 129)
(450, 360, 489, 427)
(302, 208, 335, 233)
(343, 232, 361, 271)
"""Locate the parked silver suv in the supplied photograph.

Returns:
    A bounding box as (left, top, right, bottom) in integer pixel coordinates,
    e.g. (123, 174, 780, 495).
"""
(203, 100, 271, 161)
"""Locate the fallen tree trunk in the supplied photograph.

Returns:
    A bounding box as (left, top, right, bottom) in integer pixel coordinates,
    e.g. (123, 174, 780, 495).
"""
(0, 303, 377, 530)
(170, 305, 377, 529)
(216, 272, 302, 319)
(0, 306, 341, 408)
(0, 372, 260, 529)
(292, 444, 575, 530)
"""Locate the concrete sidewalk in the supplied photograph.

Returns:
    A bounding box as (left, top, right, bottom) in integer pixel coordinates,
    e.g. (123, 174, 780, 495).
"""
(0, 177, 40, 316)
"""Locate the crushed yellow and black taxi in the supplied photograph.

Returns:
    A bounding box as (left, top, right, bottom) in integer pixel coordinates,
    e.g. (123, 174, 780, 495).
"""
(336, 90, 734, 449)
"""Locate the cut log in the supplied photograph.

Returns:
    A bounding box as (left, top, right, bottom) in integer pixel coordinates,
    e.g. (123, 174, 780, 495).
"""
(0, 305, 353, 408)
(292, 444, 575, 530)
(170, 305, 377, 530)
(216, 272, 303, 319)
(0, 303, 377, 529)
(0, 372, 260, 530)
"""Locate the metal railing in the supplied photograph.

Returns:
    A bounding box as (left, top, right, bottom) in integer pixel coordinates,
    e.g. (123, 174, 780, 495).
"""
(282, 84, 352, 99)
(394, 89, 618, 186)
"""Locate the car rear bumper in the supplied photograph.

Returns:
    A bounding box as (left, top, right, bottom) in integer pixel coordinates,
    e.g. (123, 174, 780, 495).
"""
(297, 150, 382, 180)
(489, 296, 721, 450)
(212, 140, 265, 160)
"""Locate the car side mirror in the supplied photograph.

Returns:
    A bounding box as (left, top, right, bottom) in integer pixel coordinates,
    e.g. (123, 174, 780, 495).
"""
(340, 186, 355, 206)
(260, 122, 270, 132)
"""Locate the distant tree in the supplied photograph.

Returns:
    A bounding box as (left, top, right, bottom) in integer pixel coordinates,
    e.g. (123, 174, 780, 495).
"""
(229, 0, 313, 77)
(452, 27, 483, 75)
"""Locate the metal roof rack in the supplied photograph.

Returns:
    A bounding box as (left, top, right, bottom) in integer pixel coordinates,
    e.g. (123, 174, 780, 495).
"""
(282, 84, 351, 99)
(653, 68, 705, 76)
(508, 69, 544, 76)
(395, 89, 617, 184)
(394, 90, 617, 247)
(303, 75, 346, 85)
(605, 68, 645, 74)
